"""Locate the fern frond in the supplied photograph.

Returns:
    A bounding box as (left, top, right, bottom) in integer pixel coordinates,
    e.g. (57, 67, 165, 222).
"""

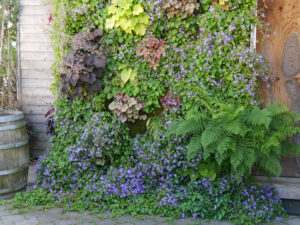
(281, 140, 300, 157)
(258, 157, 282, 177)
(266, 102, 289, 117)
(261, 134, 281, 153)
(201, 121, 223, 149)
(230, 147, 244, 172)
(244, 107, 272, 128)
(146, 117, 163, 138)
(167, 118, 185, 137)
(187, 135, 203, 160)
(221, 117, 246, 136)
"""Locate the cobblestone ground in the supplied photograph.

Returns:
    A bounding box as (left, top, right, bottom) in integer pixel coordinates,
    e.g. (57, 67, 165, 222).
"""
(0, 205, 299, 225)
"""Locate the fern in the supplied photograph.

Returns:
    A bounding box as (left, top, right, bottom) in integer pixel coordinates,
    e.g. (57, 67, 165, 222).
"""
(244, 107, 272, 128)
(168, 102, 300, 179)
(146, 117, 164, 139)
(187, 135, 203, 160)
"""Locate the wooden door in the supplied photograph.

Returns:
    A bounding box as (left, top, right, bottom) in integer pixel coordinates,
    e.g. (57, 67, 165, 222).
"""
(257, 0, 300, 177)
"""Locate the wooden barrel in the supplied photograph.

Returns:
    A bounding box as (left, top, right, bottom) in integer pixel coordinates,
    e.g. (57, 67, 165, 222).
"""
(0, 110, 29, 200)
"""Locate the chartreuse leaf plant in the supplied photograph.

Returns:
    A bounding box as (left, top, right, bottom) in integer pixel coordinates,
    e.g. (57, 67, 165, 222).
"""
(105, 0, 150, 35)
(168, 102, 300, 180)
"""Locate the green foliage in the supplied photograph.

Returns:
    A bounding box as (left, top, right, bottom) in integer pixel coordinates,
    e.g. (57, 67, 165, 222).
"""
(108, 92, 147, 123)
(0, 0, 19, 108)
(60, 30, 107, 98)
(10, 176, 286, 225)
(18, 0, 289, 224)
(169, 103, 300, 179)
(105, 0, 150, 36)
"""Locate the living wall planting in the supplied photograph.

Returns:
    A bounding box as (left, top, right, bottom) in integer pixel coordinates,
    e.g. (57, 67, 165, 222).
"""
(9, 0, 300, 224)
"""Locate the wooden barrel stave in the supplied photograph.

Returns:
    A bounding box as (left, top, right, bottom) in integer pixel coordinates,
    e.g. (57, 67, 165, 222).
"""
(0, 110, 29, 200)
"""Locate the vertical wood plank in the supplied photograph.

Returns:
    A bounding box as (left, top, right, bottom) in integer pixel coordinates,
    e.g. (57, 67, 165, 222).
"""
(257, 0, 300, 177)
(19, 1, 54, 156)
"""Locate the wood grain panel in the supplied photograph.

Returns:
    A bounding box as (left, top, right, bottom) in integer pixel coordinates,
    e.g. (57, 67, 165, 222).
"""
(29, 123, 48, 133)
(19, 15, 50, 25)
(21, 60, 54, 70)
(19, 0, 46, 6)
(19, 0, 54, 156)
(257, 0, 300, 177)
(20, 52, 54, 61)
(21, 69, 53, 79)
(20, 33, 51, 43)
(25, 114, 48, 124)
(21, 78, 53, 88)
(23, 105, 52, 115)
(255, 176, 300, 199)
(30, 141, 51, 150)
(22, 96, 54, 106)
(20, 25, 51, 34)
(29, 132, 50, 142)
(20, 5, 50, 15)
(21, 87, 53, 98)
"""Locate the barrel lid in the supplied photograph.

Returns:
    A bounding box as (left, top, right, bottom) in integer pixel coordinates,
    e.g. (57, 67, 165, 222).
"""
(0, 110, 24, 123)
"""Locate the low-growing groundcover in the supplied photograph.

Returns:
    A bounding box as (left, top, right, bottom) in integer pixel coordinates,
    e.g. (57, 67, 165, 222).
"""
(6, 0, 300, 224)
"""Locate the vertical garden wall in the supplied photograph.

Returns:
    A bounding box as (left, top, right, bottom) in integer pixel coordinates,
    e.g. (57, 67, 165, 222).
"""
(10, 0, 300, 224)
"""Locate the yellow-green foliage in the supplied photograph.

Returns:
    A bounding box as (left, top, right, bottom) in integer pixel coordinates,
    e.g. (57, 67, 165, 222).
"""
(105, 0, 150, 36)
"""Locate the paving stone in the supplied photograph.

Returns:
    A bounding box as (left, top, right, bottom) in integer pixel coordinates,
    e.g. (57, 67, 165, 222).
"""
(284, 218, 300, 225)
(61, 211, 82, 220)
(23, 210, 44, 218)
(55, 219, 80, 225)
(77, 215, 102, 224)
(93, 220, 116, 225)
(0, 222, 14, 225)
(38, 213, 58, 223)
(119, 223, 133, 225)
(0, 209, 11, 216)
(175, 218, 200, 225)
(15, 217, 40, 225)
(46, 208, 64, 216)
(0, 215, 26, 223)
(133, 219, 157, 225)
(207, 221, 232, 225)
(149, 216, 170, 223)
(0, 205, 7, 211)
(117, 216, 136, 223)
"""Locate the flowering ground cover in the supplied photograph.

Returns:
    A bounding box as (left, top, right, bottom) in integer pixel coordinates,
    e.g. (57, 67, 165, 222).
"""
(6, 0, 300, 225)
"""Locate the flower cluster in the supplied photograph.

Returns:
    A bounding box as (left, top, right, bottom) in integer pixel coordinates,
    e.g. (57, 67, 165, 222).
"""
(31, 129, 285, 225)
(109, 93, 147, 123)
(67, 112, 130, 168)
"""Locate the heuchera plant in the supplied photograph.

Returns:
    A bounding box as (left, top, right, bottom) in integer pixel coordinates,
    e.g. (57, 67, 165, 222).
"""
(212, 0, 229, 10)
(162, 0, 200, 19)
(137, 37, 168, 70)
(160, 92, 181, 112)
(60, 29, 106, 98)
(105, 0, 150, 36)
(109, 92, 147, 123)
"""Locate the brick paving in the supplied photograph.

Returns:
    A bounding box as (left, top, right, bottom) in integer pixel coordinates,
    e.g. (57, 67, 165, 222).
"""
(0, 204, 299, 225)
